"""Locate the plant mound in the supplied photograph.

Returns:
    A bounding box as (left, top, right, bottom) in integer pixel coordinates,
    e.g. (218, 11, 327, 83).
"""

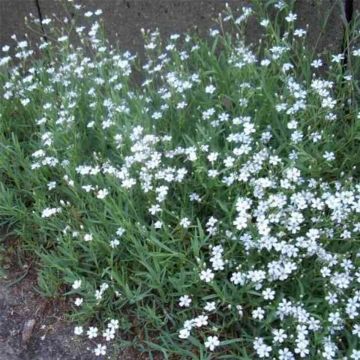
(1, 2, 360, 359)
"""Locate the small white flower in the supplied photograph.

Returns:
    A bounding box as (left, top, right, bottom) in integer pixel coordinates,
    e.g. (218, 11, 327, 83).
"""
(205, 84, 216, 94)
(311, 59, 323, 68)
(103, 328, 115, 341)
(262, 288, 275, 300)
(84, 233, 93, 242)
(96, 188, 109, 199)
(154, 220, 163, 229)
(41, 207, 61, 218)
(74, 297, 83, 306)
(294, 28, 306, 37)
(72, 280, 82, 290)
(204, 301, 216, 312)
(205, 336, 220, 351)
(260, 19, 270, 27)
(87, 326, 98, 339)
(178, 328, 190, 339)
(285, 12, 297, 22)
(252, 307, 265, 320)
(200, 268, 214, 283)
(180, 217, 191, 229)
(57, 35, 68, 43)
(353, 49, 360, 57)
(331, 53, 344, 63)
(195, 315, 208, 327)
(179, 295, 192, 307)
(94, 344, 106, 356)
(116, 227, 125, 236)
(108, 319, 119, 330)
(47, 181, 56, 190)
(74, 326, 83, 335)
(110, 239, 120, 248)
(323, 151, 335, 161)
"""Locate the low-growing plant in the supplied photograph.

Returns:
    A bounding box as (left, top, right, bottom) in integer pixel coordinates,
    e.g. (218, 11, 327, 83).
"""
(1, 0, 360, 358)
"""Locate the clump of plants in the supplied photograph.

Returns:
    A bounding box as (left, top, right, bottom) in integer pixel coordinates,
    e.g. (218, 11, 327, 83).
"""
(1, 0, 360, 358)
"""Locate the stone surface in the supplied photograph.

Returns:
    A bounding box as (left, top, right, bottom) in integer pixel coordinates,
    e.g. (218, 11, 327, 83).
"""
(0, 0, 347, 56)
(0, 0, 39, 51)
(37, 0, 262, 55)
(294, 0, 345, 54)
(354, 0, 360, 17)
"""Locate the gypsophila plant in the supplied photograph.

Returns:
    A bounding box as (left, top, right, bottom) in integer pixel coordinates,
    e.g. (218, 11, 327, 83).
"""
(1, 0, 360, 358)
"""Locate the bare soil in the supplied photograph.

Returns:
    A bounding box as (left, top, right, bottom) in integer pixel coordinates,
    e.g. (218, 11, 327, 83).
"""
(0, 250, 143, 360)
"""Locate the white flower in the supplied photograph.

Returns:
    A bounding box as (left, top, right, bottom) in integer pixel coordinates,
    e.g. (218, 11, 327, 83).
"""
(254, 337, 272, 358)
(353, 324, 360, 337)
(108, 319, 119, 330)
(180, 217, 191, 228)
(103, 328, 115, 341)
(205, 336, 220, 351)
(74, 326, 83, 335)
(331, 53, 344, 63)
(207, 152, 219, 163)
(200, 268, 214, 283)
(74, 297, 83, 306)
(260, 19, 270, 27)
(179, 328, 190, 339)
(294, 28, 306, 37)
(285, 12, 297, 22)
(47, 181, 56, 190)
(41, 207, 61, 218)
(72, 280, 82, 290)
(323, 151, 335, 161)
(262, 288, 275, 300)
(311, 59, 323, 68)
(179, 295, 192, 307)
(154, 220, 163, 229)
(94, 344, 106, 356)
(57, 35, 68, 43)
(84, 233, 93, 242)
(272, 328, 287, 343)
(252, 307, 265, 320)
(110, 239, 120, 248)
(204, 301, 216, 312)
(116, 227, 125, 236)
(42, 18, 51, 25)
(205, 84, 216, 94)
(195, 315, 208, 327)
(87, 326, 98, 339)
(96, 188, 109, 199)
(149, 204, 161, 215)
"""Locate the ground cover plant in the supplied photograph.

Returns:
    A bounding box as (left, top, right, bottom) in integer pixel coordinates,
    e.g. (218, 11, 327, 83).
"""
(1, 0, 360, 358)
